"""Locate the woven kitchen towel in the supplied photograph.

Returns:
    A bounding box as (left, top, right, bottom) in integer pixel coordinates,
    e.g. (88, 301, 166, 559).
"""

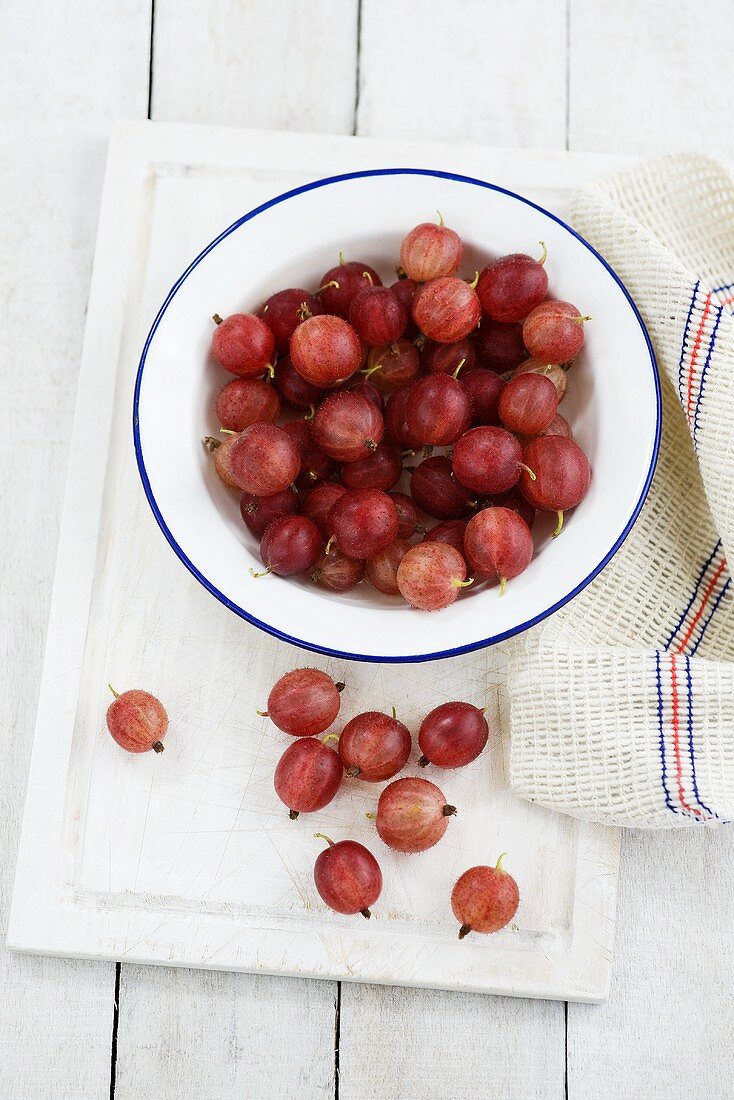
(505, 154, 734, 828)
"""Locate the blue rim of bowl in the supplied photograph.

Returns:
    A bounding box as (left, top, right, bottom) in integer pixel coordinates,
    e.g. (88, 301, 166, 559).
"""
(133, 167, 661, 664)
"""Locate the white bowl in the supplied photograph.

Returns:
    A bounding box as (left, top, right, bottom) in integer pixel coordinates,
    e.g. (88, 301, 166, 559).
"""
(134, 169, 660, 663)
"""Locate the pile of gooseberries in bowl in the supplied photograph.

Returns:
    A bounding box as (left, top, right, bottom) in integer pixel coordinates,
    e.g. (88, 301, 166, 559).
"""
(134, 170, 659, 661)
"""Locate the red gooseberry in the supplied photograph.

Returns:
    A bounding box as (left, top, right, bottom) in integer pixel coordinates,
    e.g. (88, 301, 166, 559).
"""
(523, 300, 590, 362)
(216, 378, 280, 432)
(254, 515, 322, 577)
(313, 835, 382, 917)
(463, 507, 533, 594)
(477, 247, 549, 322)
(365, 341, 421, 394)
(228, 423, 301, 496)
(400, 216, 463, 282)
(342, 441, 402, 492)
(498, 372, 558, 436)
(310, 546, 365, 592)
(405, 374, 472, 447)
(274, 738, 343, 819)
(412, 277, 481, 344)
(290, 315, 362, 388)
(409, 456, 475, 520)
(396, 542, 472, 611)
(452, 426, 528, 496)
(349, 285, 408, 346)
(451, 854, 520, 938)
(262, 667, 345, 737)
(211, 313, 275, 377)
(376, 776, 456, 853)
(338, 710, 412, 781)
(473, 319, 527, 372)
(106, 687, 168, 754)
(518, 436, 591, 535)
(311, 393, 385, 463)
(327, 489, 399, 560)
(418, 701, 489, 769)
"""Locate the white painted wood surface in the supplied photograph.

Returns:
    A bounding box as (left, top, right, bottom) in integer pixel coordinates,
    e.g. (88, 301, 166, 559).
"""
(0, 3, 149, 1097)
(8, 123, 620, 1003)
(2, 1, 733, 1097)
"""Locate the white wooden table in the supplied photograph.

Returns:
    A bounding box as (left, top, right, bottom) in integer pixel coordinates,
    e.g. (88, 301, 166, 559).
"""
(2, 3, 733, 1096)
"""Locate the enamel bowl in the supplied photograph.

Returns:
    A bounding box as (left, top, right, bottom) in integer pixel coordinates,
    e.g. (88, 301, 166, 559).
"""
(134, 169, 660, 662)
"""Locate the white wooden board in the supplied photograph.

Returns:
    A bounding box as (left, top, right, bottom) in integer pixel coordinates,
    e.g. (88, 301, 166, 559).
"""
(8, 121, 621, 1001)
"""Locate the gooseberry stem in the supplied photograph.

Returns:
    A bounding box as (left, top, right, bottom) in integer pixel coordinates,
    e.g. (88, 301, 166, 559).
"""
(454, 577, 474, 589)
(256, 709, 268, 717)
(458, 924, 472, 940)
(517, 462, 537, 481)
(219, 428, 236, 436)
(499, 576, 507, 597)
(552, 510, 564, 538)
(319, 280, 339, 292)
(467, 270, 479, 289)
(537, 240, 548, 266)
(496, 851, 508, 871)
(324, 535, 335, 556)
(452, 358, 466, 378)
(362, 271, 374, 285)
(108, 685, 120, 698)
(321, 733, 341, 747)
(249, 566, 272, 578)
(436, 210, 445, 227)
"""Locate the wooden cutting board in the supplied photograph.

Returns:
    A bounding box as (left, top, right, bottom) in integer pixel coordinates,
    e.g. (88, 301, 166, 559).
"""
(8, 121, 621, 1000)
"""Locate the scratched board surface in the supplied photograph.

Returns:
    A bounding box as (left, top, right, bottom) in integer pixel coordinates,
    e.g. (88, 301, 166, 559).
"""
(10, 124, 619, 999)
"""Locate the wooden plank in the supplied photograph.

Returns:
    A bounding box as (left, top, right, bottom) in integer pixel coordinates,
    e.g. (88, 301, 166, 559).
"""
(342, 5, 570, 1096)
(152, 0, 359, 133)
(356, 0, 568, 147)
(567, 7, 734, 1097)
(339, 985, 565, 1100)
(115, 965, 336, 1099)
(569, 0, 734, 155)
(0, 1, 150, 1096)
(568, 829, 734, 1098)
